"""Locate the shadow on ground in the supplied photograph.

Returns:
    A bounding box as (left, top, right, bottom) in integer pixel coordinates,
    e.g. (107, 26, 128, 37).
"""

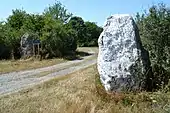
(64, 51, 93, 61)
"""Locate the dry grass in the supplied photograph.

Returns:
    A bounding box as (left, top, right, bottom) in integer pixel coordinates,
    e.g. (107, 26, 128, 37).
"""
(33, 55, 97, 78)
(0, 47, 98, 74)
(0, 58, 65, 73)
(77, 47, 98, 53)
(0, 65, 170, 113)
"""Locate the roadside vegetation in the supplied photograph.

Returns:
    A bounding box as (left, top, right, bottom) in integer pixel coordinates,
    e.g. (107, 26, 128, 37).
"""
(0, 47, 97, 73)
(0, 58, 65, 73)
(0, 1, 102, 60)
(0, 65, 170, 113)
(136, 3, 170, 90)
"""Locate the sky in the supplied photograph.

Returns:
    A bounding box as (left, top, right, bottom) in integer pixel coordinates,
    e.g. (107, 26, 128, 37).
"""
(0, 0, 170, 26)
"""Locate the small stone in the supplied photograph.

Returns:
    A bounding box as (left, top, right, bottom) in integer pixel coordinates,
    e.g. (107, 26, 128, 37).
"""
(152, 100, 157, 103)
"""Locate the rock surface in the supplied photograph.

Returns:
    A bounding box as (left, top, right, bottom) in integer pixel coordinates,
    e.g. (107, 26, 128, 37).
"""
(20, 33, 33, 58)
(97, 14, 151, 92)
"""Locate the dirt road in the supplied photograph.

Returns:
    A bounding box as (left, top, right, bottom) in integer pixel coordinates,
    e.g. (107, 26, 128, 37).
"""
(0, 48, 97, 95)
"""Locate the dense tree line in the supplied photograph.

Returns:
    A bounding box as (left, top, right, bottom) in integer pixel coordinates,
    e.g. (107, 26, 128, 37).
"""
(136, 3, 170, 89)
(0, 1, 102, 59)
(136, 3, 170, 68)
(68, 16, 103, 47)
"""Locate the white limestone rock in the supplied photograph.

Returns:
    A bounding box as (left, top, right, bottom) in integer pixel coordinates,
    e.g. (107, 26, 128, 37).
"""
(97, 14, 151, 92)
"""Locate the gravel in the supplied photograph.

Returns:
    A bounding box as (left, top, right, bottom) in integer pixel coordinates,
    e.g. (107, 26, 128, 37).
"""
(0, 51, 97, 96)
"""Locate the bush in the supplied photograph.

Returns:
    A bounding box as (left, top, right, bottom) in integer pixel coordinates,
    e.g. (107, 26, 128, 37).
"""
(151, 64, 170, 90)
(40, 17, 77, 58)
(136, 3, 170, 67)
(0, 44, 10, 59)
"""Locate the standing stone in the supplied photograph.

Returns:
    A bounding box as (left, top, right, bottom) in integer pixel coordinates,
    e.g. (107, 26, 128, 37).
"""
(20, 33, 33, 58)
(97, 14, 151, 92)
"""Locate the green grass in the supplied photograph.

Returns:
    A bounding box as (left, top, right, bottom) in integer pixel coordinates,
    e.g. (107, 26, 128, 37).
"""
(0, 65, 170, 113)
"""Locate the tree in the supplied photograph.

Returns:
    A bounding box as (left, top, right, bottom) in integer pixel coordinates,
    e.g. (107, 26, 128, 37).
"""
(3, 9, 28, 59)
(7, 9, 27, 30)
(136, 3, 170, 67)
(68, 16, 87, 46)
(0, 22, 11, 59)
(68, 16, 103, 47)
(3, 24, 21, 59)
(44, 1, 72, 23)
(0, 22, 5, 44)
(85, 21, 103, 46)
(21, 14, 45, 36)
(40, 15, 77, 58)
(0, 1, 104, 60)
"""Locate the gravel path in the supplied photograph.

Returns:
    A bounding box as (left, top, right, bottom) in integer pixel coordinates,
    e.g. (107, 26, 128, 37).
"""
(0, 50, 97, 96)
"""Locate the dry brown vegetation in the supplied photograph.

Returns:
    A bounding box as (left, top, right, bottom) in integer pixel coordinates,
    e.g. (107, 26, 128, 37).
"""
(0, 47, 98, 74)
(0, 58, 65, 73)
(0, 65, 170, 113)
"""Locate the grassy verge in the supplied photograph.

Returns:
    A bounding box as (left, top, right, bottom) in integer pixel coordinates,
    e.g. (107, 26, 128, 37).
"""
(0, 58, 65, 74)
(0, 47, 98, 74)
(1, 65, 169, 113)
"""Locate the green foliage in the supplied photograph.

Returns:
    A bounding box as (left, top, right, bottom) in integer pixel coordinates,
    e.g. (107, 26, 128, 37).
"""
(136, 3, 170, 67)
(0, 1, 78, 59)
(0, 1, 102, 59)
(7, 9, 27, 30)
(44, 1, 72, 23)
(136, 3, 170, 90)
(68, 16, 102, 47)
(152, 64, 170, 90)
(85, 21, 103, 46)
(21, 14, 45, 34)
(4, 23, 23, 59)
(0, 0, 103, 59)
(0, 22, 5, 44)
(40, 15, 77, 58)
(68, 16, 87, 46)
